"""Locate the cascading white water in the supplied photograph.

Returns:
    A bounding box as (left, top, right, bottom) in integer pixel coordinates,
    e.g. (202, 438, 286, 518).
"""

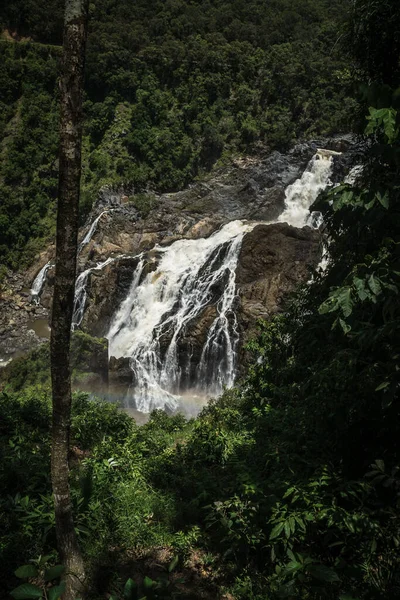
(107, 256, 145, 342)
(72, 257, 116, 330)
(30, 209, 116, 305)
(107, 220, 256, 413)
(28, 150, 337, 410)
(105, 150, 337, 413)
(30, 262, 52, 304)
(278, 150, 336, 228)
(78, 209, 116, 252)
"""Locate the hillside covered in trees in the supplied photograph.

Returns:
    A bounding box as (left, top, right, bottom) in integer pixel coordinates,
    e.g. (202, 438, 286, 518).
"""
(1, 0, 400, 599)
(0, 0, 355, 270)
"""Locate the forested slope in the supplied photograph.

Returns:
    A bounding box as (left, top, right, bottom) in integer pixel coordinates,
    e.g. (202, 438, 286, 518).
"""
(2, 1, 400, 599)
(0, 0, 354, 270)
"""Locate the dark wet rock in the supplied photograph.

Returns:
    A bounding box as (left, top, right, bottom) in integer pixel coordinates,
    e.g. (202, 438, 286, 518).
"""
(0, 269, 49, 362)
(236, 223, 321, 351)
(71, 331, 109, 383)
(176, 305, 219, 387)
(108, 356, 133, 394)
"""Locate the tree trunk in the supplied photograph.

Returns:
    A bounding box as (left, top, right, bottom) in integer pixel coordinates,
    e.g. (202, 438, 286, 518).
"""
(50, 1, 89, 598)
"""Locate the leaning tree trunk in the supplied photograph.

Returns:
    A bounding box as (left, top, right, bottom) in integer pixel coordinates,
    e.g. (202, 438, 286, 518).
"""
(50, 1, 89, 598)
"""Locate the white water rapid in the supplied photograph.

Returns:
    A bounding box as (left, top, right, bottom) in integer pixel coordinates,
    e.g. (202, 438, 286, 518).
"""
(78, 209, 116, 252)
(278, 150, 337, 228)
(72, 257, 116, 330)
(107, 220, 256, 413)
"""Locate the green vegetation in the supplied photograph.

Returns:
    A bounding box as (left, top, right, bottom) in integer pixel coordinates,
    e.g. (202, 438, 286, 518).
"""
(1, 100, 399, 598)
(0, 0, 354, 268)
(128, 193, 159, 219)
(1, 0, 400, 598)
(0, 331, 108, 392)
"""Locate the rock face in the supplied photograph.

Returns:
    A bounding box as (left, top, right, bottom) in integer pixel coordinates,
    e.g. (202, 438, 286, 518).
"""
(70, 331, 109, 389)
(0, 270, 50, 365)
(236, 223, 320, 350)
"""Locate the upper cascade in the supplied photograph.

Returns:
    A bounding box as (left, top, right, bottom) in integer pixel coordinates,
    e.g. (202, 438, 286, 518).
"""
(30, 262, 52, 304)
(30, 208, 118, 305)
(278, 150, 335, 229)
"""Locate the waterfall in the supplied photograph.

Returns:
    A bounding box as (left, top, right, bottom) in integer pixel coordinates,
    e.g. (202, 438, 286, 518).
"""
(105, 150, 338, 413)
(72, 257, 116, 330)
(107, 220, 255, 413)
(107, 255, 145, 342)
(31, 209, 117, 305)
(278, 150, 336, 228)
(30, 262, 52, 304)
(78, 209, 116, 252)
(30, 149, 338, 412)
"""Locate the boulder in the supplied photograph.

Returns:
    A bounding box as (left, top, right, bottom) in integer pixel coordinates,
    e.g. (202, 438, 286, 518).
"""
(236, 223, 321, 347)
(71, 331, 109, 390)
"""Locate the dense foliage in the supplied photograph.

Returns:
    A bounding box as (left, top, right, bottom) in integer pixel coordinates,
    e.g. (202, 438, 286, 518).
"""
(1, 0, 400, 598)
(0, 0, 354, 269)
(1, 106, 399, 598)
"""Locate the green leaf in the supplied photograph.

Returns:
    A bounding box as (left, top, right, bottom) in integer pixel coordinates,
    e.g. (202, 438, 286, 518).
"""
(44, 565, 65, 582)
(294, 515, 306, 531)
(308, 564, 340, 582)
(338, 287, 353, 317)
(38, 555, 54, 567)
(143, 576, 154, 590)
(364, 198, 376, 210)
(339, 318, 351, 334)
(285, 560, 302, 573)
(375, 381, 390, 391)
(48, 583, 66, 600)
(368, 274, 382, 296)
(124, 577, 137, 600)
(353, 277, 368, 301)
(339, 595, 360, 600)
(289, 516, 296, 534)
(10, 584, 43, 600)
(168, 555, 179, 573)
(283, 487, 295, 499)
(284, 521, 291, 538)
(376, 191, 389, 209)
(287, 549, 296, 562)
(270, 522, 284, 540)
(14, 566, 39, 580)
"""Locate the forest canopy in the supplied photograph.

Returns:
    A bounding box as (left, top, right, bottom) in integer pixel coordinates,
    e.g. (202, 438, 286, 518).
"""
(0, 0, 355, 269)
(1, 0, 400, 598)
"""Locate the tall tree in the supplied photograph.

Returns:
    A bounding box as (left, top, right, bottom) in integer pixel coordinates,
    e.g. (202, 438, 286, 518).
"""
(50, 0, 89, 598)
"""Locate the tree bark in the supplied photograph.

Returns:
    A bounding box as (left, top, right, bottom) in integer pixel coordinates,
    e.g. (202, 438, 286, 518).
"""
(50, 1, 89, 598)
